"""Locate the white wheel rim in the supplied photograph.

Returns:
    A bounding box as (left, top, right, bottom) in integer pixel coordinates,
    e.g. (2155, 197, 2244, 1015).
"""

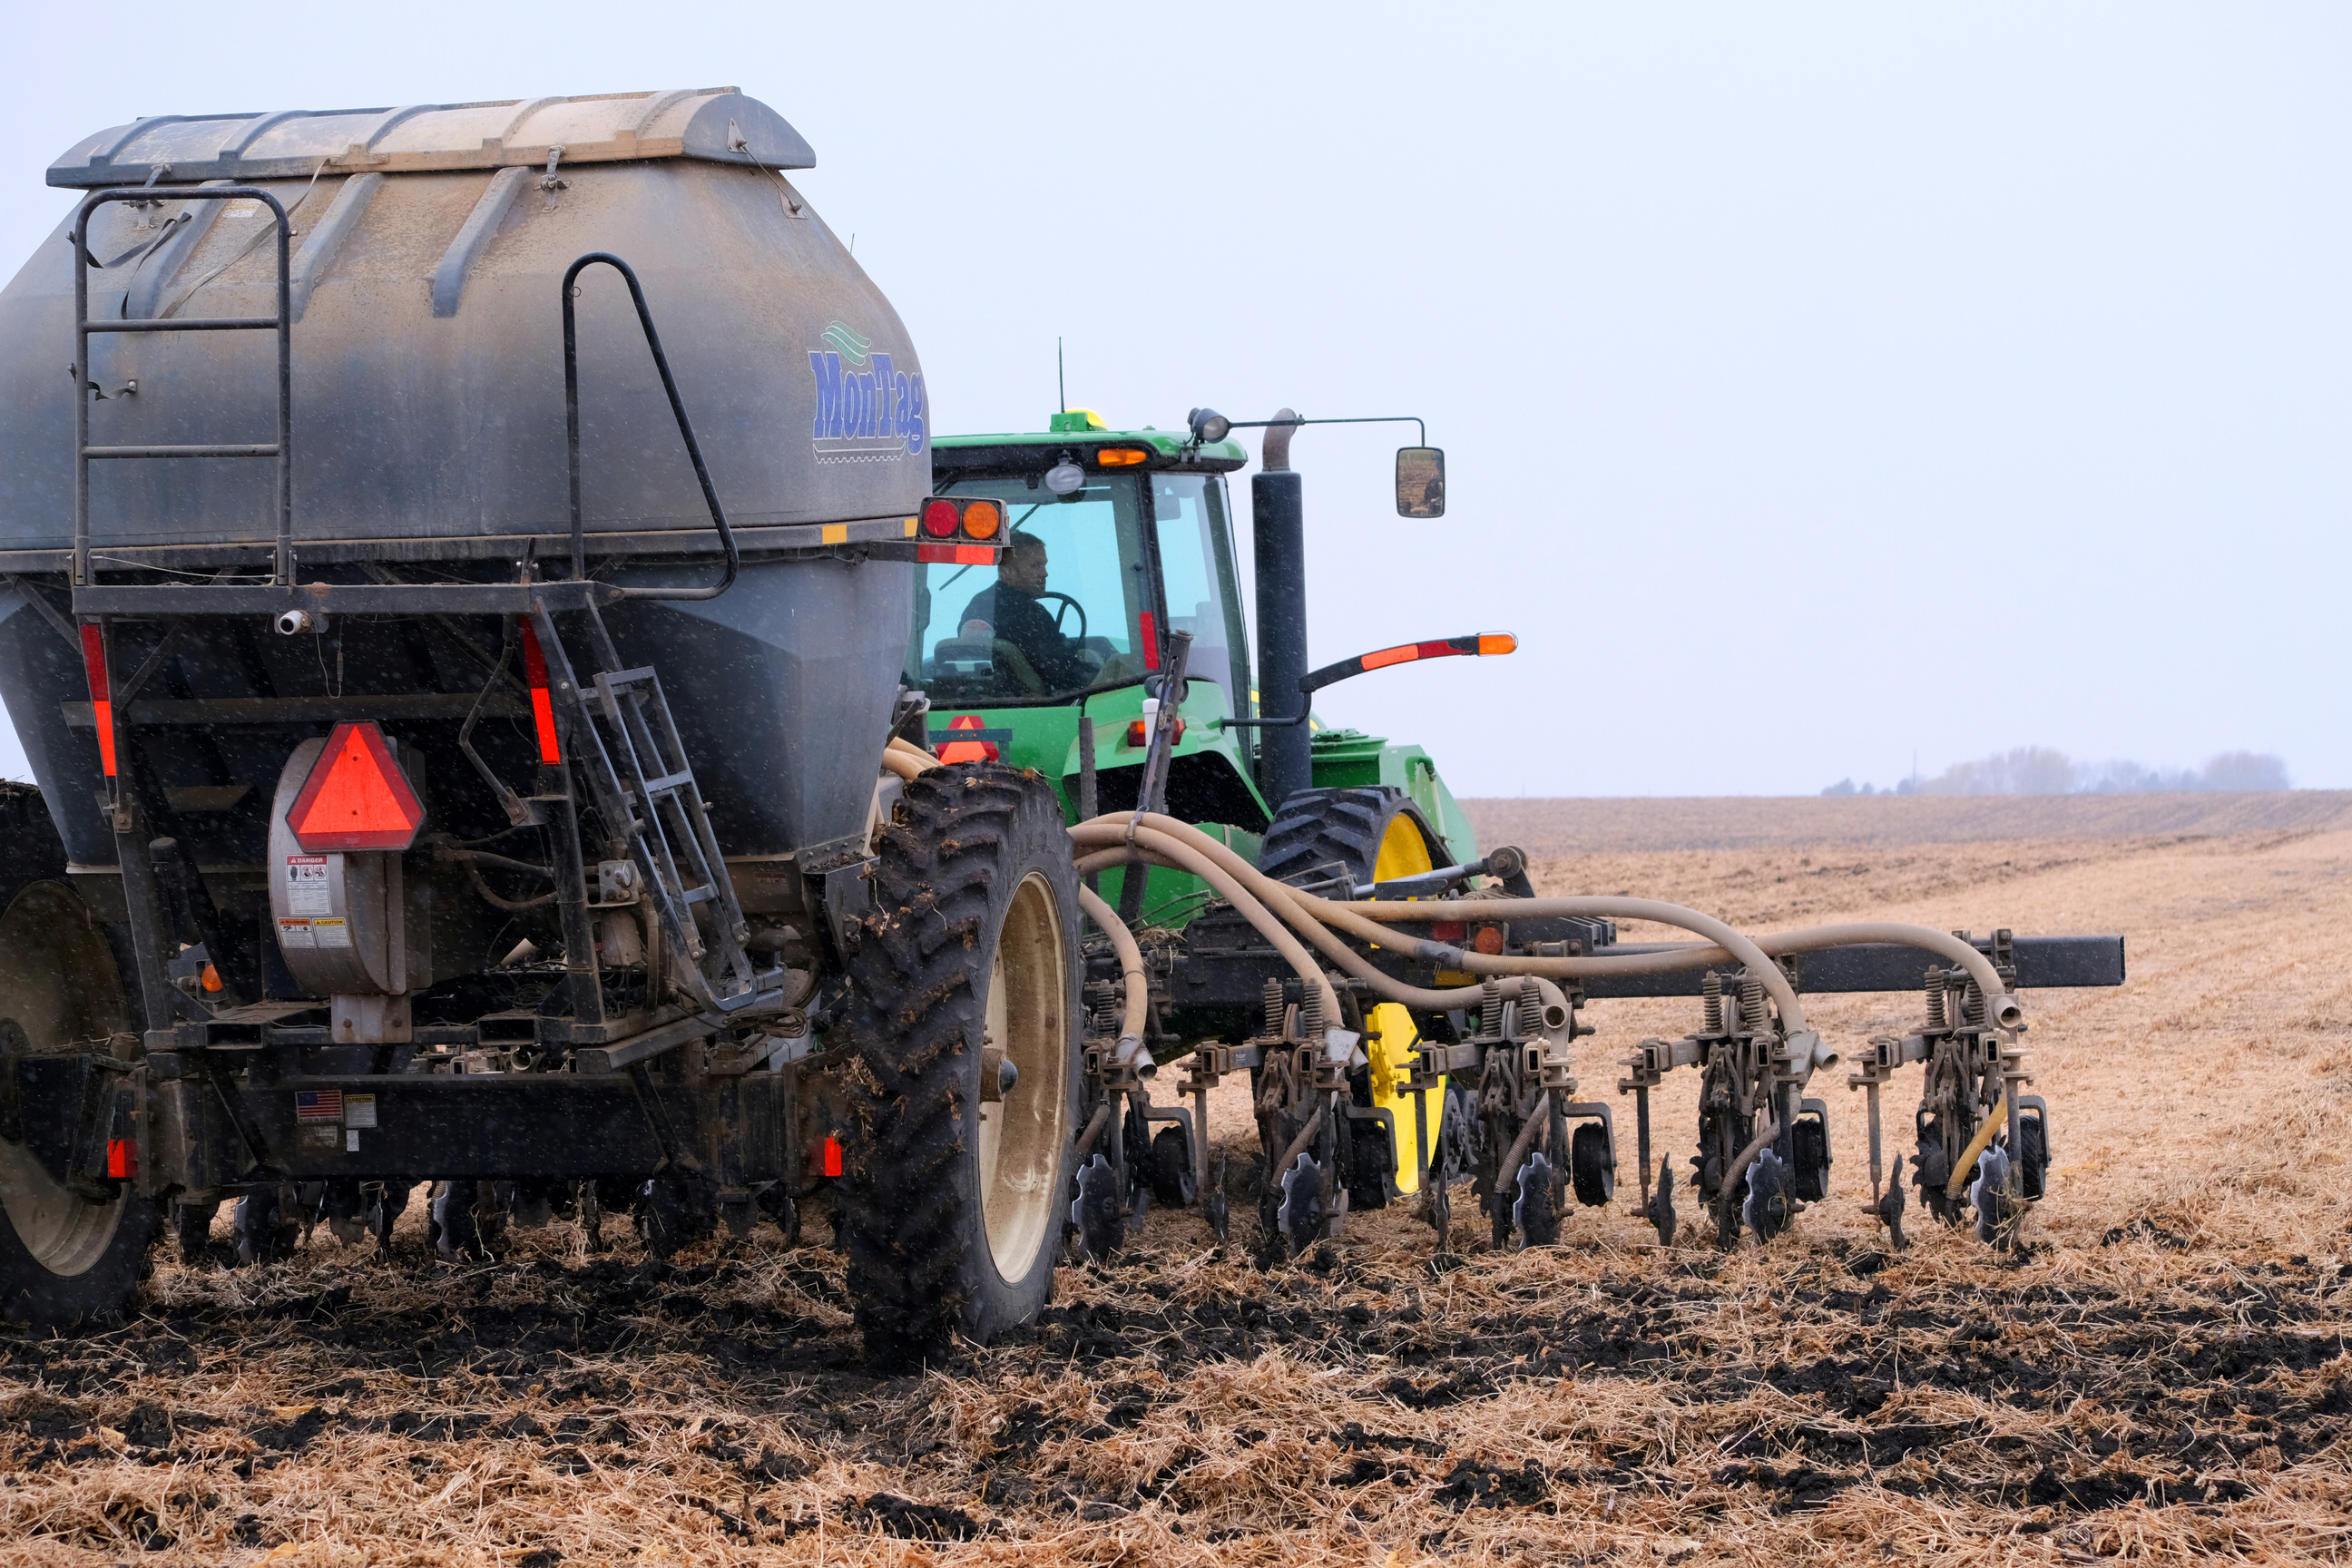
(976, 871, 1068, 1280)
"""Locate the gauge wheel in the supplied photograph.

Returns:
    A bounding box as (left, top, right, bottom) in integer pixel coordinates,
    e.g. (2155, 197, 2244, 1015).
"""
(1149, 1123, 1196, 1208)
(836, 764, 1083, 1365)
(1570, 1120, 1616, 1207)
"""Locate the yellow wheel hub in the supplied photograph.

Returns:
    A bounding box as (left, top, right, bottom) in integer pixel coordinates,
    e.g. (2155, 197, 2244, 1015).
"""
(1364, 813, 1441, 1193)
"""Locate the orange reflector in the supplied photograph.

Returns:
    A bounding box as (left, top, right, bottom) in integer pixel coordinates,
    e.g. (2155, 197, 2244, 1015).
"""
(1093, 446, 1149, 467)
(921, 498, 961, 537)
(1473, 926, 1505, 956)
(78, 624, 115, 778)
(518, 619, 562, 764)
(201, 963, 222, 993)
(1477, 632, 1517, 656)
(288, 721, 426, 852)
(961, 499, 1003, 539)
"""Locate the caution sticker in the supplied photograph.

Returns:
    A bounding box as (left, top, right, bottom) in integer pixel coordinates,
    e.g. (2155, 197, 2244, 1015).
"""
(311, 917, 351, 950)
(285, 855, 330, 916)
(343, 1093, 377, 1130)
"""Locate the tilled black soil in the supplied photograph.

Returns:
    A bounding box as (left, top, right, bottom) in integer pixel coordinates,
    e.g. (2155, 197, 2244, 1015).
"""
(2, 1208, 2345, 1562)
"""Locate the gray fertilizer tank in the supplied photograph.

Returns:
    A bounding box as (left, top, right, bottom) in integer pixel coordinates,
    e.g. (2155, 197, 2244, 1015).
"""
(0, 90, 925, 875)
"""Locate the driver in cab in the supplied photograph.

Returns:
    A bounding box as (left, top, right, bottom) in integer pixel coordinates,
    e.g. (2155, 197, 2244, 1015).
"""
(959, 532, 1098, 692)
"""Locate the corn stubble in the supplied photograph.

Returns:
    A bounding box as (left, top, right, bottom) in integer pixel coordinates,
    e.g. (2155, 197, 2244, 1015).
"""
(3, 793, 2347, 1566)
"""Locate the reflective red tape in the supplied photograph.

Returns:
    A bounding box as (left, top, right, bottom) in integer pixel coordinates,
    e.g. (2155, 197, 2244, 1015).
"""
(106, 1138, 134, 1180)
(517, 619, 562, 764)
(915, 543, 996, 564)
(77, 624, 115, 777)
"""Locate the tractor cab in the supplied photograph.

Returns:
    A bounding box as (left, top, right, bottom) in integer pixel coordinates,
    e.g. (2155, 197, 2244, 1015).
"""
(913, 415, 1276, 844)
(913, 409, 1491, 928)
(912, 426, 1250, 711)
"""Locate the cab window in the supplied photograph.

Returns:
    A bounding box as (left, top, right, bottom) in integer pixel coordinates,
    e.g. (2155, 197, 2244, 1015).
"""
(907, 475, 1151, 702)
(1150, 473, 1250, 707)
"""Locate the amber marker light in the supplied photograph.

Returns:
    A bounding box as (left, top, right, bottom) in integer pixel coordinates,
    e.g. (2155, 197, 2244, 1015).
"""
(961, 499, 1003, 539)
(1093, 446, 1149, 467)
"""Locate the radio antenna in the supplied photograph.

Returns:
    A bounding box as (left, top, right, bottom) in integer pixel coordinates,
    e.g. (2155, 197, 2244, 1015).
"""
(1058, 337, 1065, 413)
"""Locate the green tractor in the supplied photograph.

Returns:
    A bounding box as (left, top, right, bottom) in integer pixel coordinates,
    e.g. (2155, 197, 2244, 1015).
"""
(906, 406, 1520, 1254)
(912, 407, 1491, 916)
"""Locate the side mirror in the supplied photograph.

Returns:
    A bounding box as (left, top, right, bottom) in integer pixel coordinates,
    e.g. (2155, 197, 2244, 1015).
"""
(1396, 446, 1446, 518)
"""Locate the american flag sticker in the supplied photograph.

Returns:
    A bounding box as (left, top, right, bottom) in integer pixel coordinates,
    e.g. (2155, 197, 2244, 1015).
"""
(296, 1090, 343, 1122)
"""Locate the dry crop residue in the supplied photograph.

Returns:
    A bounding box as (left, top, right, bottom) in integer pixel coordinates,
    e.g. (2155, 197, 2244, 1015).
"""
(3, 794, 2348, 1566)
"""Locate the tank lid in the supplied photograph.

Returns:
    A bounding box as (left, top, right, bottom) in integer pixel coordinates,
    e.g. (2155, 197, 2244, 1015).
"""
(47, 87, 814, 188)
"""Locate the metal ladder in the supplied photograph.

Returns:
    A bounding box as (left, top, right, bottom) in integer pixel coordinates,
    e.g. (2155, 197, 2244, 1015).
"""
(526, 606, 767, 1014)
(73, 184, 295, 588)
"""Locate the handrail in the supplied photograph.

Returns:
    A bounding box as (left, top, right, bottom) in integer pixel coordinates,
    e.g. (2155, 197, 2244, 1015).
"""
(559, 251, 739, 603)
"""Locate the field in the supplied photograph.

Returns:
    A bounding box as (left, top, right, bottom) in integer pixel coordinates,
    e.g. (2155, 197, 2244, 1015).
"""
(4, 791, 2349, 1566)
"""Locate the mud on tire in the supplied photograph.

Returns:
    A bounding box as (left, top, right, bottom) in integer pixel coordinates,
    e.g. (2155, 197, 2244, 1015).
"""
(834, 764, 1083, 1366)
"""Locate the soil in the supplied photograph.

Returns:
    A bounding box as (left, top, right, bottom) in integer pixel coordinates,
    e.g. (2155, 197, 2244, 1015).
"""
(2, 792, 2346, 1565)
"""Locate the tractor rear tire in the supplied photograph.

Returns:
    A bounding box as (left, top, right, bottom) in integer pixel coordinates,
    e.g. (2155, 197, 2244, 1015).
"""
(0, 787, 159, 1329)
(1259, 786, 1451, 893)
(836, 764, 1083, 1367)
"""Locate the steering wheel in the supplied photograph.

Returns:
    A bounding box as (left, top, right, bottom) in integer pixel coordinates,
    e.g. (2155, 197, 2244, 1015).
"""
(1036, 591, 1089, 643)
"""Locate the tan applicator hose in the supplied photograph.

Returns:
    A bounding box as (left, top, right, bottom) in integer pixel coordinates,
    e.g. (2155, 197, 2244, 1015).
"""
(1069, 820, 1574, 1025)
(1074, 883, 1151, 1049)
(877, 747, 932, 782)
(1072, 813, 1802, 1030)
(1327, 898, 2019, 1032)
(1308, 890, 1809, 1031)
(1070, 837, 1340, 1025)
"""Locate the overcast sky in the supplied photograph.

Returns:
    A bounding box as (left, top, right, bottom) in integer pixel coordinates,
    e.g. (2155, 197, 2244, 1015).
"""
(1, 3, 2343, 797)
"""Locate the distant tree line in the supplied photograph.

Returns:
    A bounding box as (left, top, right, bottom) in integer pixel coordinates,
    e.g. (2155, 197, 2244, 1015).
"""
(1823, 747, 2290, 798)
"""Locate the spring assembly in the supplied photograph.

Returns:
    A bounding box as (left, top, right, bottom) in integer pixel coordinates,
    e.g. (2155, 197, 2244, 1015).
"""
(1962, 978, 1987, 1027)
(1742, 976, 1769, 1034)
(1480, 979, 1504, 1040)
(1924, 967, 1947, 1029)
(1702, 971, 1724, 1034)
(1260, 977, 1286, 1041)
(1298, 987, 1325, 1041)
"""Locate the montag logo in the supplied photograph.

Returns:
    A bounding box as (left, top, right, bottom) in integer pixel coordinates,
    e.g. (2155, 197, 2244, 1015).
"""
(808, 321, 925, 462)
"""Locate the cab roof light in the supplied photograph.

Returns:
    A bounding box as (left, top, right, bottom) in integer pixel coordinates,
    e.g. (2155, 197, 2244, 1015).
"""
(1093, 446, 1150, 467)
